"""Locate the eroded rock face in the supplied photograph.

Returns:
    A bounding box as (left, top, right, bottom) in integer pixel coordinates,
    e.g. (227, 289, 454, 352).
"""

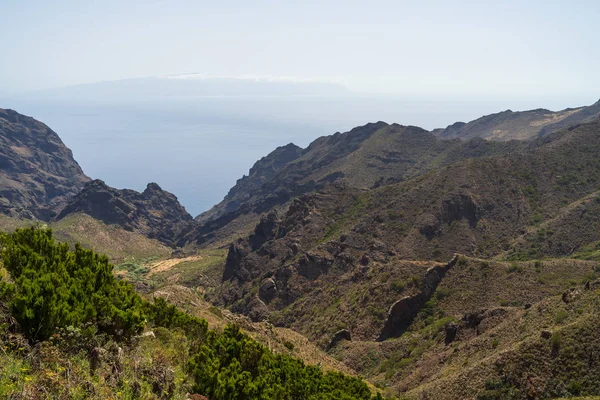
(327, 329, 351, 350)
(249, 210, 283, 250)
(378, 255, 459, 341)
(0, 108, 90, 219)
(57, 180, 194, 246)
(296, 252, 334, 280)
(259, 278, 278, 302)
(378, 296, 425, 341)
(440, 192, 481, 228)
(418, 213, 441, 240)
(444, 322, 459, 345)
(461, 308, 508, 335)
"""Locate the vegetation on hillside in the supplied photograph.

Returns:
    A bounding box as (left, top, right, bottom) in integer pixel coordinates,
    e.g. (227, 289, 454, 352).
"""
(0, 227, 383, 399)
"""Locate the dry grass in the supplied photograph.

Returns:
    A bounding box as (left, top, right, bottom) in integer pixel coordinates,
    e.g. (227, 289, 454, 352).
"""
(50, 213, 171, 263)
(147, 255, 204, 276)
(0, 214, 32, 232)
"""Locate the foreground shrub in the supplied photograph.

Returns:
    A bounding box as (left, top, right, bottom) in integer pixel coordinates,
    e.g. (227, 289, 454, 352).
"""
(0, 227, 145, 342)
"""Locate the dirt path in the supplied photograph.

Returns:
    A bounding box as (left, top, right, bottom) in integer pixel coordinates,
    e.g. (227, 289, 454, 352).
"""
(147, 255, 203, 276)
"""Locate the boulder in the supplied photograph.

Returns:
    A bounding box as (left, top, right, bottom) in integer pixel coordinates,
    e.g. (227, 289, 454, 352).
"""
(259, 278, 278, 302)
(584, 279, 600, 290)
(444, 322, 459, 345)
(327, 329, 351, 350)
(541, 330, 552, 340)
(562, 288, 582, 303)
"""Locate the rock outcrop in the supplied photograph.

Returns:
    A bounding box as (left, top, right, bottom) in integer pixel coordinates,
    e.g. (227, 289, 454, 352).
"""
(378, 255, 459, 341)
(440, 192, 481, 228)
(57, 179, 195, 247)
(0, 108, 89, 219)
(327, 329, 351, 350)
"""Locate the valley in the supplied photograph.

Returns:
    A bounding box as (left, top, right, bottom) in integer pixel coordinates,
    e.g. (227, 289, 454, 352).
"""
(1, 100, 600, 399)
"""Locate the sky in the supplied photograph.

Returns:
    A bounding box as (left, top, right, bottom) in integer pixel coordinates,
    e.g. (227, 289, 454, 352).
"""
(2, 0, 599, 100)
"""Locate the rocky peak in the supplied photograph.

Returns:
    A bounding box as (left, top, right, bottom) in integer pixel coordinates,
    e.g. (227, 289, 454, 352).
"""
(195, 143, 303, 223)
(57, 179, 195, 247)
(0, 108, 89, 220)
(194, 122, 388, 230)
(144, 182, 163, 193)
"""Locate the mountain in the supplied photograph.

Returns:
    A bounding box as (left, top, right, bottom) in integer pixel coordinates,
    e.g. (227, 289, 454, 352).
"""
(24, 75, 350, 101)
(57, 179, 196, 247)
(432, 99, 600, 141)
(196, 142, 303, 224)
(189, 122, 524, 246)
(215, 118, 600, 321)
(0, 109, 198, 248)
(0, 108, 89, 219)
(196, 115, 600, 398)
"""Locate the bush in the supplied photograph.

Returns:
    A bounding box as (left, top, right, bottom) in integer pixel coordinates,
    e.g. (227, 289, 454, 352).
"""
(188, 324, 374, 400)
(0, 227, 145, 342)
(554, 310, 568, 324)
(507, 263, 523, 273)
(390, 278, 406, 293)
(283, 340, 295, 351)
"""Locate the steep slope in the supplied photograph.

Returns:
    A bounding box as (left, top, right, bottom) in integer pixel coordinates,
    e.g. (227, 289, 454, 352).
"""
(188, 122, 523, 247)
(334, 258, 600, 399)
(212, 118, 600, 341)
(50, 213, 172, 263)
(0, 108, 89, 219)
(432, 99, 600, 141)
(196, 143, 303, 223)
(57, 179, 196, 247)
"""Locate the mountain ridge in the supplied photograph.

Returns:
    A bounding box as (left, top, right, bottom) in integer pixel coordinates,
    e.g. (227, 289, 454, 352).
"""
(57, 179, 196, 247)
(432, 99, 600, 141)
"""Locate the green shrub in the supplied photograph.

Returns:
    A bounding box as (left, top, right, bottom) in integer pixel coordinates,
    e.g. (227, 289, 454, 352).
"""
(554, 310, 568, 324)
(550, 332, 561, 353)
(188, 324, 374, 400)
(507, 263, 523, 273)
(0, 227, 145, 342)
(390, 278, 406, 293)
(283, 340, 295, 351)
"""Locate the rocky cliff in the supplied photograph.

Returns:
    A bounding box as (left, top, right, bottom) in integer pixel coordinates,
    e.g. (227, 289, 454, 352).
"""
(0, 108, 89, 219)
(57, 179, 195, 247)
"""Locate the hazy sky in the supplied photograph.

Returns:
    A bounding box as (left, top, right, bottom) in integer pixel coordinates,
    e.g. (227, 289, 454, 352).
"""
(2, 0, 599, 99)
